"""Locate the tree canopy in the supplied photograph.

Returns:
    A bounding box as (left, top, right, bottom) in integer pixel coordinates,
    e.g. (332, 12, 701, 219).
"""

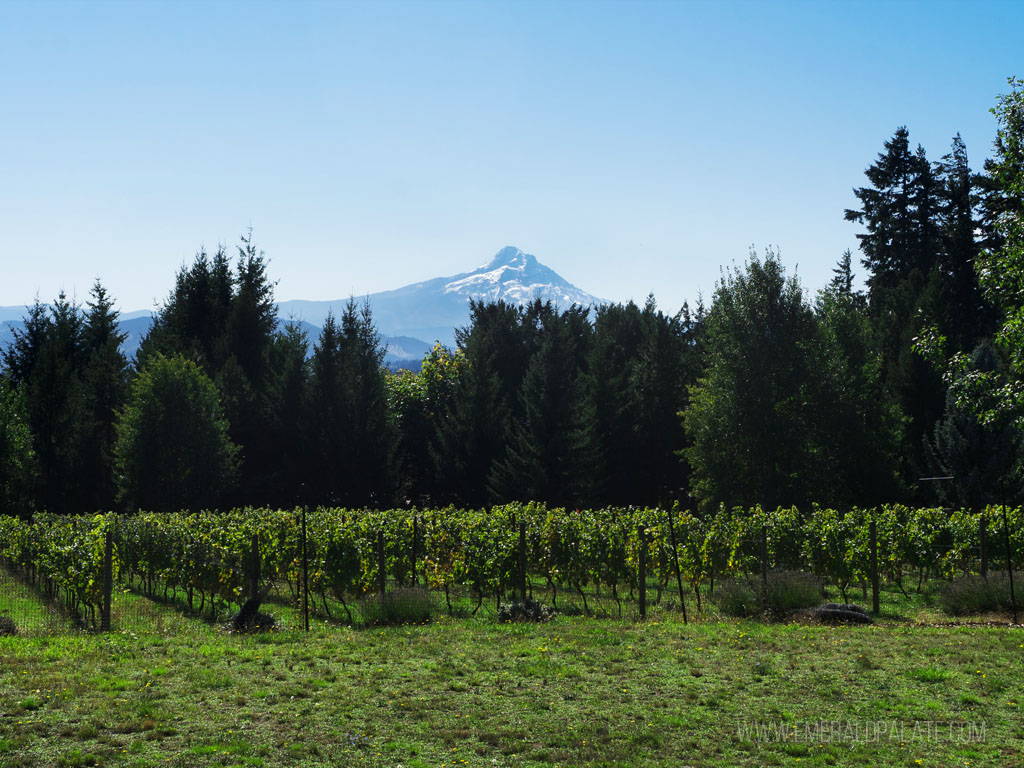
(114, 354, 239, 513)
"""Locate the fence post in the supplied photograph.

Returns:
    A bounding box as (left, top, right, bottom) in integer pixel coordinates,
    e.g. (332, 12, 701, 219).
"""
(518, 520, 527, 601)
(760, 524, 769, 592)
(377, 529, 387, 598)
(249, 534, 260, 604)
(411, 515, 419, 587)
(666, 506, 687, 624)
(1002, 500, 1018, 624)
(979, 514, 988, 580)
(869, 518, 880, 616)
(638, 525, 647, 621)
(302, 507, 310, 632)
(101, 526, 113, 632)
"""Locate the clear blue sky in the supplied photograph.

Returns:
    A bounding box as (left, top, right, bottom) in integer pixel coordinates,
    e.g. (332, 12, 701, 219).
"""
(1, 0, 1021, 314)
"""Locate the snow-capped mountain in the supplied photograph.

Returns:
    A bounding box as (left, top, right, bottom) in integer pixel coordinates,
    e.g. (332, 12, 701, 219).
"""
(0, 247, 606, 364)
(442, 246, 601, 306)
(277, 246, 606, 347)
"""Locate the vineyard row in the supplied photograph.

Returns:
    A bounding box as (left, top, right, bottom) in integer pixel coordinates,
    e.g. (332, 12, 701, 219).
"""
(1, 503, 1022, 628)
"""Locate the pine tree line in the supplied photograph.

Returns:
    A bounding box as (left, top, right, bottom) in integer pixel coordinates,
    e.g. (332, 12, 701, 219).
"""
(2, 80, 1023, 517)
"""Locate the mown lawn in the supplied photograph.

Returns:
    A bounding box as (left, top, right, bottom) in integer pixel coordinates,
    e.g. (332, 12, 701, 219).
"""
(1, 596, 1022, 768)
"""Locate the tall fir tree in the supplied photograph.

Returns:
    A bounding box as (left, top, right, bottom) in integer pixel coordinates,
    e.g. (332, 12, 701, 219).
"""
(0, 375, 35, 518)
(489, 305, 599, 507)
(845, 127, 939, 300)
(138, 233, 290, 505)
(22, 294, 88, 514)
(932, 134, 996, 353)
(80, 281, 129, 512)
(845, 128, 946, 489)
(308, 300, 397, 506)
(264, 319, 310, 506)
(2, 299, 49, 387)
(428, 300, 526, 504)
(588, 298, 696, 505)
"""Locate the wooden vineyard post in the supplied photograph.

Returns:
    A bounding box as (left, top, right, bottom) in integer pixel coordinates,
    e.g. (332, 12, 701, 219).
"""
(638, 525, 647, 621)
(979, 514, 988, 580)
(101, 526, 113, 632)
(518, 520, 528, 602)
(411, 515, 419, 587)
(249, 534, 260, 604)
(377, 529, 387, 598)
(302, 506, 310, 632)
(869, 518, 880, 616)
(1002, 496, 1018, 624)
(760, 524, 769, 593)
(666, 507, 688, 624)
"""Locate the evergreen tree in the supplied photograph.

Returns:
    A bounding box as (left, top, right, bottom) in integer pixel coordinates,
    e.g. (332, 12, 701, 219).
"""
(138, 247, 233, 370)
(428, 341, 508, 505)
(0, 376, 35, 518)
(429, 300, 526, 504)
(828, 249, 863, 306)
(138, 233, 285, 505)
(115, 354, 239, 512)
(80, 281, 129, 512)
(489, 306, 598, 507)
(588, 297, 696, 505)
(845, 127, 939, 300)
(308, 312, 345, 504)
(25, 293, 88, 514)
(1, 293, 119, 513)
(1, 299, 49, 387)
(588, 301, 646, 504)
(264, 319, 310, 505)
(932, 135, 996, 352)
(459, 299, 535, 421)
(226, 231, 278, 388)
(845, 128, 945, 486)
(308, 300, 396, 506)
(630, 297, 693, 504)
(813, 283, 904, 505)
(683, 250, 822, 510)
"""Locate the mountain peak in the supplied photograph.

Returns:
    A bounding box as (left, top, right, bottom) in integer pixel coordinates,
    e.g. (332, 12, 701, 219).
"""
(273, 246, 607, 347)
(483, 246, 537, 270)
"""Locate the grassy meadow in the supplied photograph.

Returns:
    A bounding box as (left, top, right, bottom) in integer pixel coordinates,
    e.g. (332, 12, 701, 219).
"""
(1, 579, 1022, 768)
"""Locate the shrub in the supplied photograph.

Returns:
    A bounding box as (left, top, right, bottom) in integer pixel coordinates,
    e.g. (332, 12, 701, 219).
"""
(359, 587, 434, 626)
(227, 610, 277, 633)
(715, 571, 824, 618)
(498, 598, 556, 623)
(714, 579, 759, 617)
(764, 570, 824, 615)
(939, 572, 1019, 616)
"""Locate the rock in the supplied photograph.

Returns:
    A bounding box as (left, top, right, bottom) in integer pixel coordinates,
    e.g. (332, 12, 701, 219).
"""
(811, 605, 873, 624)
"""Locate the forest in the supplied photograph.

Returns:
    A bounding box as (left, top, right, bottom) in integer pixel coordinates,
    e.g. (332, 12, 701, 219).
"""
(1, 78, 1023, 519)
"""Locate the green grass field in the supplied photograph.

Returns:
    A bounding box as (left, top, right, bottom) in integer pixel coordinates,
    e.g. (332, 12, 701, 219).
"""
(1, 579, 1022, 768)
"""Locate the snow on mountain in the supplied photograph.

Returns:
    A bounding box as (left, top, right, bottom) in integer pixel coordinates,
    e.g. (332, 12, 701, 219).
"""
(1, 247, 606, 361)
(277, 246, 605, 347)
(439, 246, 601, 307)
